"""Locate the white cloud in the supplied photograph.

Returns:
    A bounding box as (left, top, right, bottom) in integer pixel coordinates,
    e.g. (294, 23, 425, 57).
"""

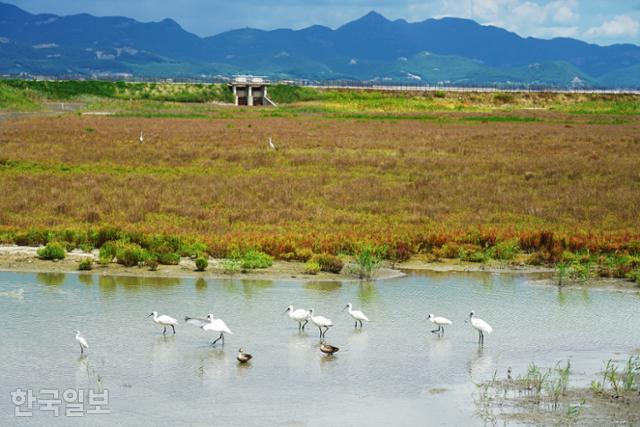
(434, 0, 580, 39)
(584, 15, 640, 38)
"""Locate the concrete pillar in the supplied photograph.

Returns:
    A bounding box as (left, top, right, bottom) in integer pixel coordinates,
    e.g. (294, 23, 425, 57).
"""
(233, 85, 238, 106)
(248, 86, 253, 106)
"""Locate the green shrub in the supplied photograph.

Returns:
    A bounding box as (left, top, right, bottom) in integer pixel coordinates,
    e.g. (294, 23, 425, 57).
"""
(222, 259, 241, 275)
(458, 247, 487, 263)
(37, 242, 66, 260)
(78, 258, 93, 271)
(240, 250, 273, 269)
(195, 256, 208, 271)
(311, 253, 344, 274)
(79, 243, 94, 253)
(626, 269, 640, 284)
(146, 258, 159, 271)
(304, 261, 321, 275)
(115, 242, 146, 267)
(156, 251, 180, 265)
(490, 240, 520, 260)
(99, 242, 118, 262)
(353, 246, 381, 279)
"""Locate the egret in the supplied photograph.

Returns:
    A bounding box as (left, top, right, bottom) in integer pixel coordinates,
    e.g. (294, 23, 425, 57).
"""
(468, 311, 493, 344)
(268, 137, 277, 150)
(427, 313, 453, 335)
(343, 303, 369, 328)
(308, 309, 333, 339)
(75, 331, 88, 355)
(146, 311, 177, 335)
(185, 314, 233, 346)
(139, 131, 144, 144)
(237, 348, 253, 363)
(284, 306, 310, 331)
(320, 342, 339, 355)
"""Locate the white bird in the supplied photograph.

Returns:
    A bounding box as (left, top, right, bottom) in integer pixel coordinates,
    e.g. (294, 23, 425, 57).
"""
(75, 331, 88, 354)
(343, 303, 369, 328)
(146, 311, 177, 335)
(427, 313, 453, 335)
(284, 306, 310, 331)
(469, 311, 493, 344)
(308, 309, 333, 339)
(268, 137, 277, 150)
(185, 314, 233, 346)
(139, 131, 144, 144)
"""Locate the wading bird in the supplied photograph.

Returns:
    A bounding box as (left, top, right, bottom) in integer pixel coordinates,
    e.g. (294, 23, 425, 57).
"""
(146, 311, 177, 335)
(237, 348, 253, 363)
(320, 342, 339, 355)
(308, 309, 333, 339)
(468, 311, 493, 344)
(284, 306, 310, 331)
(185, 314, 233, 346)
(75, 331, 88, 354)
(139, 131, 144, 144)
(268, 137, 277, 150)
(343, 303, 369, 328)
(427, 313, 453, 335)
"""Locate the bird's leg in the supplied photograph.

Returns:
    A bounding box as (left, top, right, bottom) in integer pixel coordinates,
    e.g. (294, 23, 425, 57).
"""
(324, 326, 329, 337)
(441, 326, 445, 336)
(80, 344, 83, 354)
(298, 322, 302, 331)
(359, 320, 363, 328)
(211, 335, 222, 346)
(171, 325, 176, 334)
(221, 333, 224, 345)
(302, 320, 308, 330)
(163, 326, 167, 335)
(354, 321, 357, 328)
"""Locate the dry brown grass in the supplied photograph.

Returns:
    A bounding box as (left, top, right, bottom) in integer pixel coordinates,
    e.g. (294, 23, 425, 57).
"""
(1, 111, 639, 254)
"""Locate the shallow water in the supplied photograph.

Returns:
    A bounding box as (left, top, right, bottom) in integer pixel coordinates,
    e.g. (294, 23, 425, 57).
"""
(0, 270, 639, 426)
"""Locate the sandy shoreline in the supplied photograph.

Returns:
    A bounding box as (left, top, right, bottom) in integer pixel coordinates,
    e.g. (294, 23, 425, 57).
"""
(0, 245, 638, 292)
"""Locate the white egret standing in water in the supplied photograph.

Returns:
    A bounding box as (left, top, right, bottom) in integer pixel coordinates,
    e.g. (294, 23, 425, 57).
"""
(468, 311, 493, 344)
(185, 314, 233, 346)
(75, 331, 88, 354)
(427, 313, 452, 335)
(308, 309, 333, 339)
(284, 306, 310, 331)
(343, 303, 369, 328)
(146, 311, 177, 335)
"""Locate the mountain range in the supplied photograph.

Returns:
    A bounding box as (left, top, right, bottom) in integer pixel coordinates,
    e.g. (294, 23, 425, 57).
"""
(1, 2, 639, 87)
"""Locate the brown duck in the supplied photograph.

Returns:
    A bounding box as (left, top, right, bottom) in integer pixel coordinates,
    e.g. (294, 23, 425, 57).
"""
(320, 342, 339, 355)
(237, 348, 253, 363)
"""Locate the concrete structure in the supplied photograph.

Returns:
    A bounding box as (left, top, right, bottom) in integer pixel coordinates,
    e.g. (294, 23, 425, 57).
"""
(230, 76, 276, 106)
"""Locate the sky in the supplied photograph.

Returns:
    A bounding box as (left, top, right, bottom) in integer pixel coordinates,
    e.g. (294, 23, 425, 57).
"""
(7, 0, 640, 46)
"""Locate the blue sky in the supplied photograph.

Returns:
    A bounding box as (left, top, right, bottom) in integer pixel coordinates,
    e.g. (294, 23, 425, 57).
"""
(8, 0, 640, 45)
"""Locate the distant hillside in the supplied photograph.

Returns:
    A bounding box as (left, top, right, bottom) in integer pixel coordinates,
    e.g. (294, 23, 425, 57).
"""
(1, 3, 639, 87)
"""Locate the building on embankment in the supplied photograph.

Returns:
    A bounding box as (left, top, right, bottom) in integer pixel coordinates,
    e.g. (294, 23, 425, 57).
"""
(229, 76, 276, 106)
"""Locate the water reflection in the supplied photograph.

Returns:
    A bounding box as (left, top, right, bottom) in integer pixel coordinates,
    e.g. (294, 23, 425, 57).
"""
(220, 279, 273, 298)
(195, 278, 208, 292)
(36, 272, 66, 286)
(304, 281, 342, 294)
(357, 282, 378, 303)
(467, 346, 493, 380)
(97, 275, 182, 297)
(78, 274, 94, 286)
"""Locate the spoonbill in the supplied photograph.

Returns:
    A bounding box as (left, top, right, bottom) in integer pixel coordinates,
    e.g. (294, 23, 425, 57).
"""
(75, 331, 88, 354)
(284, 306, 310, 330)
(185, 314, 233, 346)
(146, 311, 177, 335)
(427, 313, 453, 335)
(308, 309, 333, 339)
(343, 303, 369, 328)
(320, 342, 339, 355)
(237, 348, 253, 363)
(468, 311, 493, 344)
